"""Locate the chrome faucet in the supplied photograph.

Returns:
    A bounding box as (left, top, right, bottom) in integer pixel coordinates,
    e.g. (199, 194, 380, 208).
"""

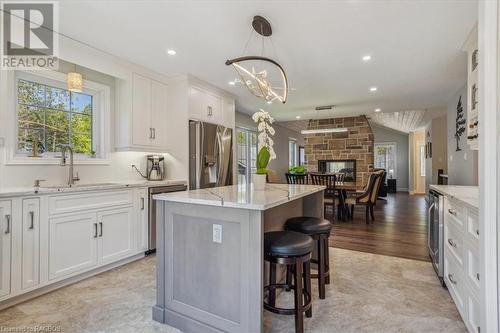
(60, 145, 80, 186)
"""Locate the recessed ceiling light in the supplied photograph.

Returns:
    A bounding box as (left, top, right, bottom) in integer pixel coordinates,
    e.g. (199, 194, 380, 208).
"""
(374, 108, 381, 112)
(267, 101, 272, 104)
(362, 55, 372, 62)
(166, 49, 176, 55)
(370, 86, 377, 92)
(295, 116, 301, 119)
(228, 81, 235, 85)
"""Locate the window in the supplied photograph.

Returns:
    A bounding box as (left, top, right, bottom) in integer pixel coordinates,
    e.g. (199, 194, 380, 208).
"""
(289, 139, 297, 167)
(298, 146, 305, 166)
(420, 144, 426, 177)
(13, 71, 108, 161)
(374, 143, 397, 179)
(236, 127, 258, 184)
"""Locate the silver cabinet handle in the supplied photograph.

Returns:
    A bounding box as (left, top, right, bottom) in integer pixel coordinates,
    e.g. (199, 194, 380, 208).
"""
(93, 223, 98, 238)
(448, 273, 457, 285)
(475, 229, 479, 236)
(153, 128, 156, 139)
(141, 197, 145, 210)
(476, 273, 480, 281)
(149, 128, 153, 139)
(4, 215, 10, 234)
(207, 106, 212, 117)
(447, 238, 456, 248)
(448, 208, 456, 216)
(29, 211, 34, 229)
(99, 222, 103, 237)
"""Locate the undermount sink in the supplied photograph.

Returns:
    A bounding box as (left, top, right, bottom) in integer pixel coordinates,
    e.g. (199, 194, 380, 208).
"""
(39, 182, 119, 189)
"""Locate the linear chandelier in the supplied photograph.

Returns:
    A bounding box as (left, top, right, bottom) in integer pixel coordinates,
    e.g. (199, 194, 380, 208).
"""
(226, 16, 288, 104)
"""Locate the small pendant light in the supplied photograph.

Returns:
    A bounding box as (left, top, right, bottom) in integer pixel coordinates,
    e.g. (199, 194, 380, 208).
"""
(67, 63, 83, 92)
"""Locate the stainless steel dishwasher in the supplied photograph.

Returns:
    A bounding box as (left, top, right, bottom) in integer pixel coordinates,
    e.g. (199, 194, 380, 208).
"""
(147, 184, 187, 255)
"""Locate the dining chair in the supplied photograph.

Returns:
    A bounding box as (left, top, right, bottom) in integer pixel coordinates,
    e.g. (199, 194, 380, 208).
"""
(286, 173, 309, 184)
(309, 173, 337, 220)
(345, 171, 384, 224)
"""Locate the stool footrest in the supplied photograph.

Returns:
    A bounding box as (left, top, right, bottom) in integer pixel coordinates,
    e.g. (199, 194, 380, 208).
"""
(263, 283, 312, 315)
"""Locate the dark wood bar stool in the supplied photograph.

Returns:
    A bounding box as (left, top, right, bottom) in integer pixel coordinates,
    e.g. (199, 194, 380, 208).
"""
(264, 231, 314, 333)
(285, 217, 332, 299)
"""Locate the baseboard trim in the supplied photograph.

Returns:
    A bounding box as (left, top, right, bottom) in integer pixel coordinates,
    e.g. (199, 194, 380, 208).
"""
(397, 188, 409, 192)
(0, 253, 145, 310)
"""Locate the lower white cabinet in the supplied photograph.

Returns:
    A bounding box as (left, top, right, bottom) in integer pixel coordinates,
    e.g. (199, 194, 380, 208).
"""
(0, 187, 151, 307)
(0, 201, 12, 298)
(98, 207, 134, 265)
(21, 198, 40, 290)
(135, 188, 148, 251)
(49, 212, 98, 280)
(444, 197, 481, 333)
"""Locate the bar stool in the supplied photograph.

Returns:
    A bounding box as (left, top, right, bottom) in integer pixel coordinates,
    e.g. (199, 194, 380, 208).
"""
(264, 231, 314, 333)
(285, 216, 332, 299)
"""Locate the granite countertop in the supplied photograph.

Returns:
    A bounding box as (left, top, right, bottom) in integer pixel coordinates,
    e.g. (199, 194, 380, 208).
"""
(0, 179, 187, 198)
(153, 183, 325, 211)
(429, 185, 478, 209)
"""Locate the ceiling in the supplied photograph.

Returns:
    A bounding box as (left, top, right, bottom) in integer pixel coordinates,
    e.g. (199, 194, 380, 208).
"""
(57, 1, 477, 125)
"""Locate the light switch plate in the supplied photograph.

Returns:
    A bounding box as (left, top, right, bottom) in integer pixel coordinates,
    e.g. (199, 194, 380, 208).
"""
(213, 224, 222, 244)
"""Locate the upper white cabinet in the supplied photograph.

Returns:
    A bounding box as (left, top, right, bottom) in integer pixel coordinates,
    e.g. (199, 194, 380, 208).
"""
(21, 198, 40, 290)
(0, 201, 11, 298)
(189, 86, 223, 124)
(116, 73, 171, 152)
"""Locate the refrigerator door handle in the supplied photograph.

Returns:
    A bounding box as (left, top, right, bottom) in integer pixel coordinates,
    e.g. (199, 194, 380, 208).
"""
(215, 128, 223, 186)
(198, 121, 204, 189)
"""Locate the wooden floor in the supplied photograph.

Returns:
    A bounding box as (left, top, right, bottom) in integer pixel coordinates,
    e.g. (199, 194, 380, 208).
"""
(328, 192, 430, 261)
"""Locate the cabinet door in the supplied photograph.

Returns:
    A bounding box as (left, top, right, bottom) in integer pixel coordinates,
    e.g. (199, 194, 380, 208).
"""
(205, 91, 223, 124)
(49, 213, 98, 280)
(0, 201, 11, 298)
(22, 198, 40, 290)
(98, 207, 134, 265)
(132, 73, 153, 146)
(189, 86, 206, 120)
(151, 80, 169, 148)
(135, 189, 148, 252)
(223, 98, 235, 129)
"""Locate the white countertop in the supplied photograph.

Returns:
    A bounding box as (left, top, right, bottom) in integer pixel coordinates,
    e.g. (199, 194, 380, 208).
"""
(0, 179, 187, 198)
(153, 183, 325, 211)
(430, 185, 478, 209)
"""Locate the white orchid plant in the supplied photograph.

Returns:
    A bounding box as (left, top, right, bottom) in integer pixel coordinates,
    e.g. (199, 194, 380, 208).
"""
(252, 109, 276, 175)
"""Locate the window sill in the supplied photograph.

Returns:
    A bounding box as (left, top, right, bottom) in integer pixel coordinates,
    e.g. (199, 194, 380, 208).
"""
(5, 157, 111, 166)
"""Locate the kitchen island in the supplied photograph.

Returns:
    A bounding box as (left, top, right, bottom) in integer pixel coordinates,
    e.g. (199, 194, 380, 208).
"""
(152, 183, 325, 333)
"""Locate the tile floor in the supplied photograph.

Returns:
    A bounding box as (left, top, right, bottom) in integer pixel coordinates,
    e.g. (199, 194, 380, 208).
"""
(0, 248, 465, 333)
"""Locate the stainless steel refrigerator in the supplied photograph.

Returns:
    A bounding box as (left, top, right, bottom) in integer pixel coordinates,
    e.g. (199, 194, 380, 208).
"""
(189, 120, 233, 189)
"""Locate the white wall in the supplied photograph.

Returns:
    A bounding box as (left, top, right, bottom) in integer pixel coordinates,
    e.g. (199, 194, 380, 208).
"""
(235, 112, 304, 182)
(372, 124, 410, 192)
(425, 114, 448, 195)
(0, 29, 187, 188)
(447, 84, 479, 185)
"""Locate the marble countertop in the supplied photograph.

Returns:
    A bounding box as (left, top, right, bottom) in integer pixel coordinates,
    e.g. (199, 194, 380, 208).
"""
(429, 185, 478, 209)
(153, 183, 325, 211)
(0, 179, 187, 198)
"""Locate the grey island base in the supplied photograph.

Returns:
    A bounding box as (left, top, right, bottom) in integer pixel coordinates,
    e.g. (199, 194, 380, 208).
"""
(152, 184, 325, 333)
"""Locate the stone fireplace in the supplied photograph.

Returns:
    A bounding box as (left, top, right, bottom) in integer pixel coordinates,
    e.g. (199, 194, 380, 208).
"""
(304, 116, 374, 189)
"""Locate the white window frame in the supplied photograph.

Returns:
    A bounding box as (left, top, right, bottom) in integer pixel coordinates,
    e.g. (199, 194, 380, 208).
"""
(3, 69, 111, 165)
(374, 142, 398, 179)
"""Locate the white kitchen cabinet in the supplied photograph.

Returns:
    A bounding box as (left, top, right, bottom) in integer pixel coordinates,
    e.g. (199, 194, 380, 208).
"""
(48, 212, 98, 280)
(189, 86, 223, 124)
(116, 73, 170, 152)
(132, 73, 153, 147)
(135, 188, 148, 252)
(21, 198, 40, 290)
(98, 207, 134, 265)
(0, 201, 11, 298)
(151, 80, 170, 148)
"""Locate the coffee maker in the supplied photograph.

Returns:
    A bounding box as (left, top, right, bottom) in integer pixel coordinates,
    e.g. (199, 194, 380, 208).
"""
(147, 155, 165, 181)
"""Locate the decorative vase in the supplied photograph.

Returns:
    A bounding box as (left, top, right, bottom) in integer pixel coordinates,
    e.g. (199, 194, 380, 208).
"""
(253, 174, 267, 190)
